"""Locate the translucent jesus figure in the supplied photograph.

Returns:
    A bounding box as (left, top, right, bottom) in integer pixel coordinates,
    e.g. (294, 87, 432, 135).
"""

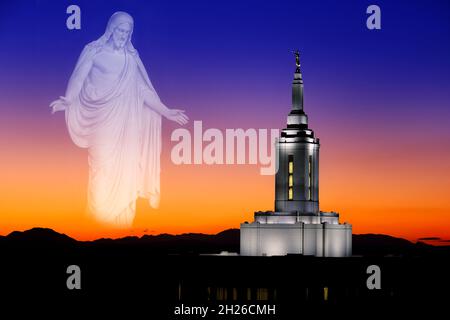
(50, 12, 188, 227)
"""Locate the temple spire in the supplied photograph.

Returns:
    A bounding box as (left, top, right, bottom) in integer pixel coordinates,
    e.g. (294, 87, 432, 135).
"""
(286, 50, 307, 127)
(292, 50, 304, 111)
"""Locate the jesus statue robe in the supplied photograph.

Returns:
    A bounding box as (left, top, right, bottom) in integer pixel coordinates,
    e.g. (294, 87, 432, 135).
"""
(61, 12, 163, 227)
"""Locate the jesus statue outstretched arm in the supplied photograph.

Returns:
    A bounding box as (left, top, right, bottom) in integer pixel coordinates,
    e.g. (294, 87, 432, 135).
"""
(50, 45, 95, 114)
(141, 86, 188, 125)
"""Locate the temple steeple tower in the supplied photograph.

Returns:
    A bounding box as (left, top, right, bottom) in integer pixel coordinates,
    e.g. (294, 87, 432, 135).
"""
(240, 51, 352, 257)
(275, 51, 320, 213)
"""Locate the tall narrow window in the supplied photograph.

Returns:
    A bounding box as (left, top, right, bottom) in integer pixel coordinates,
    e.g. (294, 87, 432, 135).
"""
(308, 155, 312, 200)
(288, 155, 294, 200)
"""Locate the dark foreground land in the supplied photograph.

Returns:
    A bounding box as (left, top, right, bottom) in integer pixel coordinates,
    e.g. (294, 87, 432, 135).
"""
(0, 228, 449, 318)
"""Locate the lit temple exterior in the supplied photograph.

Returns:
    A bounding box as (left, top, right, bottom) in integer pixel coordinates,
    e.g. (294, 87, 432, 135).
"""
(240, 52, 352, 257)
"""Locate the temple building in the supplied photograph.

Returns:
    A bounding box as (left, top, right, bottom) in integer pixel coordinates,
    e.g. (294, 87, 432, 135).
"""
(240, 52, 352, 257)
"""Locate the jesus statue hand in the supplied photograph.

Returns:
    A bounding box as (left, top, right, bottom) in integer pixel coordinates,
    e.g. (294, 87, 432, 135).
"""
(49, 96, 70, 114)
(164, 109, 189, 125)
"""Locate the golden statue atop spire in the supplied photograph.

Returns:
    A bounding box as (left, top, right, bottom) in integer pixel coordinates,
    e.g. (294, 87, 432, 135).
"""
(294, 49, 301, 73)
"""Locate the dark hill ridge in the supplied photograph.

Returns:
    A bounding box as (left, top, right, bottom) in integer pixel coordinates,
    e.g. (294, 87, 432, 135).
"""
(2, 227, 77, 248)
(1, 227, 449, 256)
(6, 227, 75, 242)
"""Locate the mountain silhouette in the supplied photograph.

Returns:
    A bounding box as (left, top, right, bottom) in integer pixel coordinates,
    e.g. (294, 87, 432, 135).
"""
(2, 227, 76, 249)
(1, 227, 448, 256)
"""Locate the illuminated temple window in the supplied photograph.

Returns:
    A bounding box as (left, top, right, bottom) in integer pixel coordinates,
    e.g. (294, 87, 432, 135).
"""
(288, 155, 294, 200)
(256, 288, 269, 301)
(308, 155, 312, 200)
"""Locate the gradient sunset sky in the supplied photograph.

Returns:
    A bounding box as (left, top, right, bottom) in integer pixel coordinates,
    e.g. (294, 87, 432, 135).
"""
(0, 0, 449, 241)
